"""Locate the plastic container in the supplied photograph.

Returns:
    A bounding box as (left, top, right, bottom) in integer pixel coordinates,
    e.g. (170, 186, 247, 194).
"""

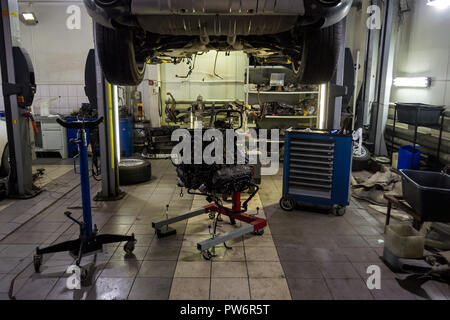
(119, 117, 133, 157)
(398, 145, 421, 170)
(40, 103, 50, 116)
(395, 103, 444, 126)
(400, 169, 450, 221)
(385, 225, 425, 259)
(392, 152, 399, 170)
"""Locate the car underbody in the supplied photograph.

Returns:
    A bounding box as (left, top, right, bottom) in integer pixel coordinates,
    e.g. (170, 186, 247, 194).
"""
(86, 0, 352, 85)
(136, 31, 302, 63)
(86, 0, 351, 60)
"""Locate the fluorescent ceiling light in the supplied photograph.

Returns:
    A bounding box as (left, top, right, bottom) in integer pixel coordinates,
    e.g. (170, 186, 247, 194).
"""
(427, 0, 450, 9)
(20, 12, 38, 25)
(393, 77, 431, 88)
(22, 13, 35, 21)
(319, 84, 327, 129)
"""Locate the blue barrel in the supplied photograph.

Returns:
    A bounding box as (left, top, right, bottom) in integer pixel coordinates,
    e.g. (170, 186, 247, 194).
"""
(398, 145, 421, 170)
(119, 117, 133, 157)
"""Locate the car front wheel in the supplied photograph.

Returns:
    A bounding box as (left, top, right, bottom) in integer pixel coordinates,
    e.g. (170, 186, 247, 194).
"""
(95, 23, 146, 86)
(293, 19, 344, 84)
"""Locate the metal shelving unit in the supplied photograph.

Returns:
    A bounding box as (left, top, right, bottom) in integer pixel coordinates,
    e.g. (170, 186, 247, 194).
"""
(247, 91, 319, 95)
(244, 66, 321, 130)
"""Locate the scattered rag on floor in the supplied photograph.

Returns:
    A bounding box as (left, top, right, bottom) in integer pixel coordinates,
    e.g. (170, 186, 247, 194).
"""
(351, 166, 402, 206)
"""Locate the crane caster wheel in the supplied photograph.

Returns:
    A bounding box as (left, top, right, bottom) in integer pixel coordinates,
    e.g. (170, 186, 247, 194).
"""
(33, 254, 43, 273)
(252, 229, 265, 236)
(202, 250, 213, 261)
(124, 241, 136, 254)
(280, 196, 295, 211)
(332, 205, 346, 216)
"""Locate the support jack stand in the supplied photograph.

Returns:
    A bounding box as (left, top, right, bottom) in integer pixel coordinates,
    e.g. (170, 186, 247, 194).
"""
(33, 118, 136, 279)
(153, 191, 266, 260)
(156, 205, 177, 238)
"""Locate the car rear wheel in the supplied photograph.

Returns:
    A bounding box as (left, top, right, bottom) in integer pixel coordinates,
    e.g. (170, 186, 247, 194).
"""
(293, 19, 344, 84)
(0, 144, 10, 178)
(95, 23, 146, 86)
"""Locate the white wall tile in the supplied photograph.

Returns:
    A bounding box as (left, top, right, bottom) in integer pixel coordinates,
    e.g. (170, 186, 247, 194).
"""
(76, 96, 87, 107)
(68, 97, 78, 110)
(76, 85, 85, 97)
(39, 84, 49, 97)
(68, 85, 78, 97)
(58, 96, 69, 109)
(49, 85, 59, 98)
(57, 85, 68, 97)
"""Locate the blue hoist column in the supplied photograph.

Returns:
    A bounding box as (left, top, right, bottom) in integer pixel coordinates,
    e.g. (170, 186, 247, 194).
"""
(77, 128, 93, 233)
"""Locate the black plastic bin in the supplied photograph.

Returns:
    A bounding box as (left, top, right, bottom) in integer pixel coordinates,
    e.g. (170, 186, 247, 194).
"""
(400, 169, 450, 222)
(395, 103, 444, 126)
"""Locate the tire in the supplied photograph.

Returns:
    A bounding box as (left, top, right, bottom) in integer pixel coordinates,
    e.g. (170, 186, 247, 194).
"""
(119, 158, 152, 185)
(95, 23, 146, 86)
(0, 144, 10, 178)
(33, 254, 42, 273)
(252, 229, 265, 236)
(280, 196, 295, 211)
(294, 19, 344, 84)
(331, 205, 346, 216)
(124, 240, 136, 254)
(352, 144, 371, 171)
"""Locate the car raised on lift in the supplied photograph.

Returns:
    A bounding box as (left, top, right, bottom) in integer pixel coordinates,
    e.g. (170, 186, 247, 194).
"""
(84, 0, 352, 86)
(0, 113, 9, 178)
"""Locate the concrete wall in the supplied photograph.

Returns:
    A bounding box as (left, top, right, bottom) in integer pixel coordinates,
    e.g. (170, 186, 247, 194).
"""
(391, 0, 450, 107)
(159, 51, 248, 125)
(160, 51, 247, 101)
(17, 1, 94, 115)
(137, 64, 160, 126)
(387, 0, 450, 164)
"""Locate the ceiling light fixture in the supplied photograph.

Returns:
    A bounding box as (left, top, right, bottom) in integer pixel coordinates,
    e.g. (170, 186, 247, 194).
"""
(427, 0, 450, 9)
(393, 77, 431, 88)
(20, 12, 38, 25)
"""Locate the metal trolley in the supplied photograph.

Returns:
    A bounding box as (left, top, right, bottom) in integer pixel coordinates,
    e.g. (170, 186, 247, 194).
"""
(279, 129, 353, 216)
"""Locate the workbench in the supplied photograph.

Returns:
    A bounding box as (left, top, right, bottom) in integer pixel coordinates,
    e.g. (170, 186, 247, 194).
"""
(384, 194, 424, 232)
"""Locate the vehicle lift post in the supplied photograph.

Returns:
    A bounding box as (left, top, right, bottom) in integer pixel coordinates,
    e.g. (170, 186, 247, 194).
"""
(33, 118, 136, 278)
(152, 191, 267, 260)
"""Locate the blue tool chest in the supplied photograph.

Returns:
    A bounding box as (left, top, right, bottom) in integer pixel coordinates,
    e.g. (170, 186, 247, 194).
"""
(280, 129, 353, 215)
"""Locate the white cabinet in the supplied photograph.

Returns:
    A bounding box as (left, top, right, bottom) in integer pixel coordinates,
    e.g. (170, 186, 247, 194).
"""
(35, 117, 68, 159)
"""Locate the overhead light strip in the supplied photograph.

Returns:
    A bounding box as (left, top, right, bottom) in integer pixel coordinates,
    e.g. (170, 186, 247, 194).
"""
(393, 77, 431, 88)
(427, 0, 450, 9)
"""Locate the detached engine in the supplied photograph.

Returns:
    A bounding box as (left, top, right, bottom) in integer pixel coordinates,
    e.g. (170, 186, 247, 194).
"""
(172, 118, 257, 211)
(176, 164, 253, 196)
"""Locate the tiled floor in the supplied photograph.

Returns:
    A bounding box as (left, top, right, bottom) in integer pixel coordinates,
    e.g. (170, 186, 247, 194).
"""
(0, 163, 78, 240)
(0, 159, 448, 300)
